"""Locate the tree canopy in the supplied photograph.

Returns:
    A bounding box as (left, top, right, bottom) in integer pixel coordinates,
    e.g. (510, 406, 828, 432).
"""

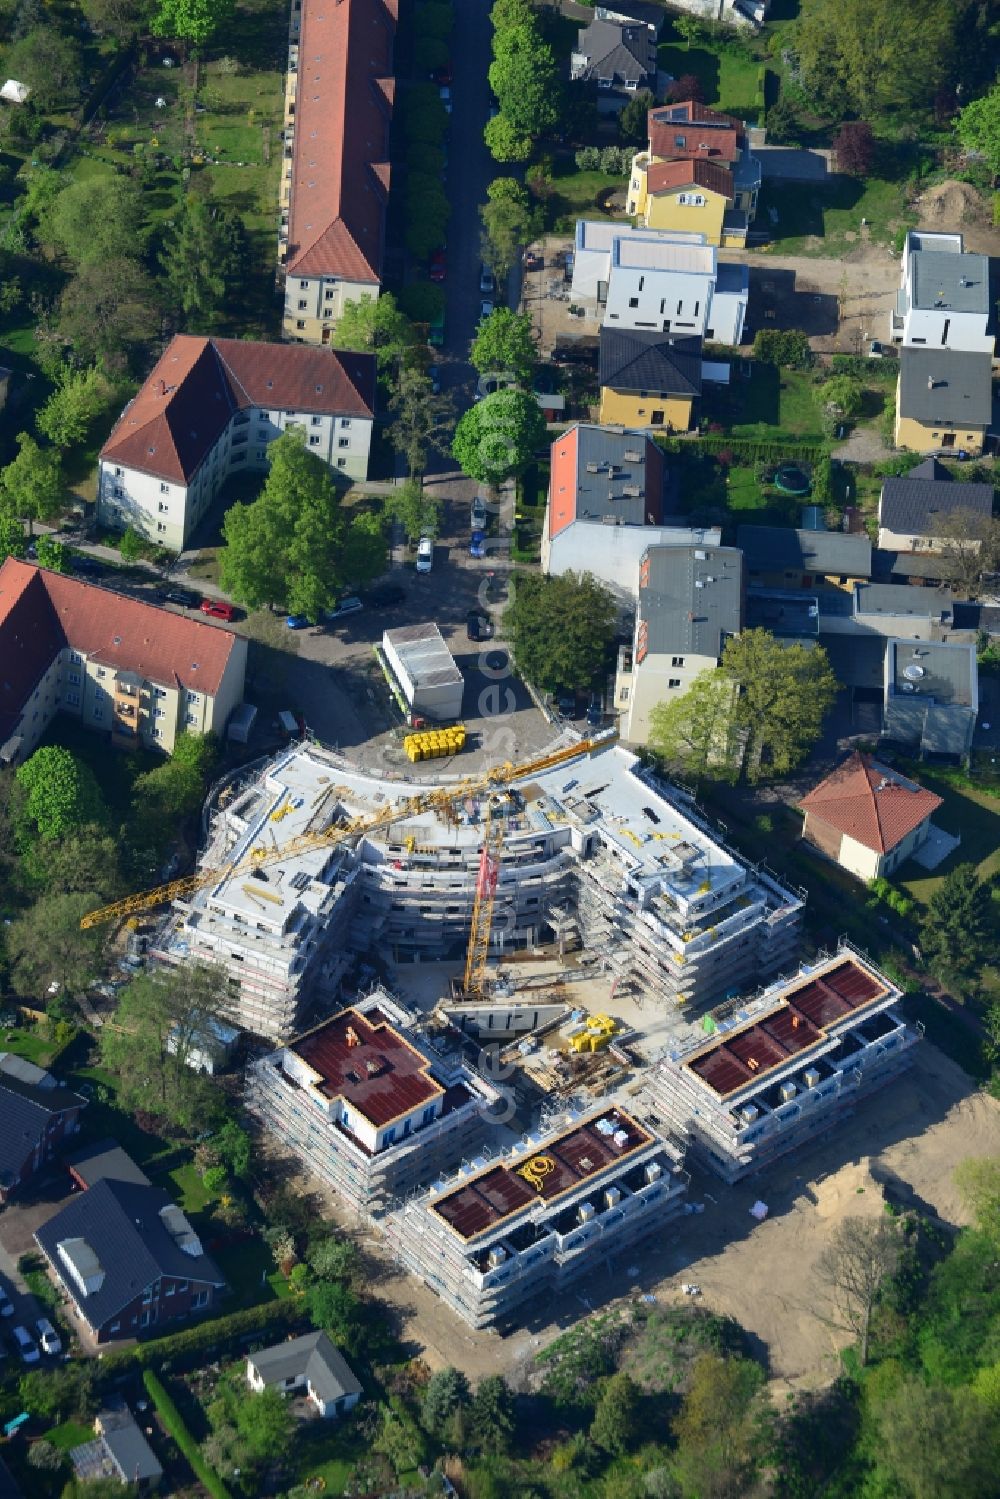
(921, 863, 996, 988)
(42, 175, 145, 268)
(153, 0, 234, 46)
(488, 20, 561, 144)
(955, 85, 1000, 175)
(388, 366, 455, 477)
(505, 571, 617, 694)
(795, 0, 957, 117)
(0, 432, 63, 534)
(480, 177, 541, 284)
(452, 387, 546, 486)
(15, 746, 107, 841)
(332, 292, 418, 383)
(470, 308, 537, 381)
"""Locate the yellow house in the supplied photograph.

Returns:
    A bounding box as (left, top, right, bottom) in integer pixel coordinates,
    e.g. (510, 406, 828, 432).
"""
(627, 157, 751, 249)
(894, 348, 992, 456)
(598, 328, 702, 431)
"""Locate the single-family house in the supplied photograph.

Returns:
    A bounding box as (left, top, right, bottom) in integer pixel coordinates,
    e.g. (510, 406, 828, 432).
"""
(247, 1331, 362, 1418)
(35, 1178, 225, 1343)
(280, 0, 396, 341)
(627, 102, 760, 247)
(0, 1054, 86, 1204)
(614, 542, 744, 743)
(0, 559, 247, 765)
(542, 422, 722, 598)
(890, 230, 994, 354)
(736, 525, 872, 590)
(570, 11, 658, 101)
(800, 752, 944, 881)
(894, 348, 993, 457)
(882, 638, 978, 758)
(877, 457, 994, 553)
(99, 334, 377, 549)
(599, 327, 702, 430)
(71, 1399, 164, 1488)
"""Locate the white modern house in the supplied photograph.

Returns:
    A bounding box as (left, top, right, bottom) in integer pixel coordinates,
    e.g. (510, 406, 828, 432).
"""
(247, 1332, 362, 1419)
(571, 221, 748, 346)
(890, 231, 994, 354)
(98, 335, 377, 551)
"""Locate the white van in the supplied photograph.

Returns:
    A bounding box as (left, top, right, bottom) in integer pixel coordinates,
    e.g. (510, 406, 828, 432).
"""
(416, 536, 434, 574)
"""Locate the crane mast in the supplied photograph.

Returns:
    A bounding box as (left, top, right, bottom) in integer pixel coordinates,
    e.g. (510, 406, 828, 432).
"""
(463, 801, 505, 999)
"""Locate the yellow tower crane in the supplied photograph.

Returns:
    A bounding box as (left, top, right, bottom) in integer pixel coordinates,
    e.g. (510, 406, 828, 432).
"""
(79, 732, 618, 930)
(462, 799, 506, 999)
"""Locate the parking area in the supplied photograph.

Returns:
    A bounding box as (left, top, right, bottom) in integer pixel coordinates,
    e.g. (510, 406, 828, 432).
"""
(0, 1175, 74, 1366)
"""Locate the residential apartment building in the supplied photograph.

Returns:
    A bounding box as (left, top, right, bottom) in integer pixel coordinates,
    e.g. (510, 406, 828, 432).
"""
(0, 1054, 86, 1205)
(736, 525, 872, 590)
(571, 221, 748, 346)
(800, 752, 943, 882)
(36, 1176, 225, 1343)
(627, 101, 760, 248)
(614, 542, 744, 743)
(98, 335, 376, 549)
(893, 348, 993, 457)
(599, 327, 703, 430)
(882, 638, 978, 759)
(890, 231, 993, 353)
(877, 457, 994, 554)
(246, 989, 502, 1216)
(542, 422, 723, 599)
(646, 947, 917, 1183)
(386, 1104, 689, 1329)
(280, 0, 396, 342)
(0, 559, 246, 765)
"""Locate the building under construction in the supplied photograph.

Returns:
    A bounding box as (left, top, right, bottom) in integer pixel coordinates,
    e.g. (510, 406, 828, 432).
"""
(154, 740, 804, 1040)
(385, 1102, 689, 1329)
(644, 945, 918, 1183)
(245, 989, 502, 1216)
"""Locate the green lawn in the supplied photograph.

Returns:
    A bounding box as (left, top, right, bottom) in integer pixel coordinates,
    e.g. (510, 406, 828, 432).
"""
(758, 177, 916, 257)
(43, 1421, 94, 1452)
(658, 42, 761, 118)
(0, 1025, 54, 1067)
(548, 167, 627, 235)
(214, 1238, 291, 1309)
(705, 365, 824, 440)
(154, 1162, 216, 1216)
(288, 1417, 369, 1495)
(899, 770, 1000, 907)
(66, 1061, 174, 1165)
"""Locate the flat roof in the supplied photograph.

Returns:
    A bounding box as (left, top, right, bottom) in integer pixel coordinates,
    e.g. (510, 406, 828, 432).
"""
(430, 1107, 653, 1242)
(685, 955, 892, 1098)
(855, 583, 954, 620)
(888, 638, 975, 707)
(898, 348, 993, 427)
(383, 622, 462, 688)
(291, 1007, 443, 1128)
(911, 249, 989, 315)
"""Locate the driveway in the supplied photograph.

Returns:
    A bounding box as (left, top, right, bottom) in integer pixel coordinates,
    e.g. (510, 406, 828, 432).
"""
(0, 1176, 75, 1356)
(755, 146, 834, 182)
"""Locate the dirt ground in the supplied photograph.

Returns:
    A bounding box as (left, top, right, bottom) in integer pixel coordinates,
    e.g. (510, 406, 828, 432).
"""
(915, 179, 1000, 256)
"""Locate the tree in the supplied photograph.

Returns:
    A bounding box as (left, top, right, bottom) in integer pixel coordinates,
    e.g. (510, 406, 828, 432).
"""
(403, 172, 450, 261)
(796, 0, 957, 117)
(20, 1363, 94, 1422)
(489, 23, 561, 141)
(388, 366, 455, 476)
(421, 1366, 471, 1438)
(99, 963, 230, 1130)
(821, 374, 864, 424)
(0, 510, 25, 564)
(79, 0, 151, 41)
(666, 74, 705, 105)
(153, 0, 234, 46)
(342, 510, 388, 586)
(480, 177, 541, 284)
(1, 432, 63, 535)
(671, 1353, 766, 1499)
(307, 1279, 360, 1346)
(309, 1235, 359, 1285)
(41, 176, 144, 268)
(414, 32, 449, 74)
(470, 308, 537, 381)
(4, 28, 83, 111)
(491, 0, 534, 28)
(35, 535, 67, 572)
(469, 1375, 515, 1455)
(128, 732, 219, 856)
(505, 571, 617, 694)
(618, 88, 654, 143)
(159, 197, 227, 323)
(57, 257, 160, 366)
(5, 891, 105, 998)
(384, 477, 440, 544)
(333, 292, 417, 383)
(833, 119, 876, 176)
(752, 327, 812, 369)
(484, 111, 533, 163)
(452, 387, 546, 486)
(876, 1377, 1000, 1499)
(36, 366, 115, 449)
(589, 1372, 640, 1455)
(956, 85, 1000, 176)
(954, 1157, 1000, 1242)
(396, 280, 445, 326)
(721, 629, 837, 782)
(213, 1117, 252, 1178)
(22, 822, 121, 900)
(15, 746, 107, 841)
(936, 511, 1000, 593)
(817, 1215, 902, 1365)
(921, 863, 996, 986)
(649, 670, 740, 782)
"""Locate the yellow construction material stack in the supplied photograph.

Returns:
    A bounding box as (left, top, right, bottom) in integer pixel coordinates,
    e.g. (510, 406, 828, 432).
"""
(404, 725, 466, 761)
(569, 1013, 617, 1053)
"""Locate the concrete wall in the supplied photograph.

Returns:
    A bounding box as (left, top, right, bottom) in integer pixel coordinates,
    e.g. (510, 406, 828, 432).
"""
(617, 647, 720, 744)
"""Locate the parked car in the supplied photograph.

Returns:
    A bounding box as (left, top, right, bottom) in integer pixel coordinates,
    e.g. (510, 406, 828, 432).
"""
(428, 364, 441, 394)
(433, 62, 453, 86)
(25, 541, 37, 560)
(200, 598, 238, 621)
(0, 1290, 13, 1318)
(36, 1318, 61, 1357)
(466, 610, 493, 642)
(469, 530, 486, 559)
(868, 340, 896, 359)
(523, 251, 543, 272)
(360, 583, 406, 608)
(439, 85, 452, 113)
(471, 494, 488, 528)
(12, 1326, 39, 1365)
(156, 586, 198, 607)
(480, 299, 494, 320)
(415, 536, 434, 574)
(586, 695, 603, 728)
(429, 248, 446, 283)
(285, 613, 312, 630)
(71, 555, 103, 575)
(479, 264, 494, 295)
(322, 595, 363, 621)
(556, 690, 579, 719)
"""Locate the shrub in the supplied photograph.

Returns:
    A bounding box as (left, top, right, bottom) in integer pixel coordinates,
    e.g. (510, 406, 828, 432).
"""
(574, 146, 600, 171)
(142, 1370, 229, 1499)
(753, 328, 812, 369)
(97, 1299, 305, 1382)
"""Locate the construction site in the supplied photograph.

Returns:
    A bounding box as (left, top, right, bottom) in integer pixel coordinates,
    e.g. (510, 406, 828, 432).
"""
(78, 733, 926, 1332)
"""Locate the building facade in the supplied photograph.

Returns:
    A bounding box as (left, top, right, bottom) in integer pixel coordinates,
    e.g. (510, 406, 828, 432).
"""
(800, 753, 943, 882)
(98, 335, 376, 550)
(890, 231, 993, 354)
(0, 559, 246, 764)
(0, 1055, 86, 1204)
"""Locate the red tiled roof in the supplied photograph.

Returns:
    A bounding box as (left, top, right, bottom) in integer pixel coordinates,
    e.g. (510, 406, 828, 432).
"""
(285, 0, 396, 281)
(0, 558, 240, 737)
(648, 100, 743, 163)
(645, 158, 734, 201)
(547, 425, 580, 539)
(100, 335, 376, 483)
(293, 1008, 442, 1130)
(800, 752, 943, 855)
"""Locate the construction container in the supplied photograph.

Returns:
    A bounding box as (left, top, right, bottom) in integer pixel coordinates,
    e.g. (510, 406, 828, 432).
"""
(403, 725, 466, 761)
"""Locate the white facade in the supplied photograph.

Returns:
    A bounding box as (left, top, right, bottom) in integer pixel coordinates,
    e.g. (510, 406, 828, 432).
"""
(381, 624, 464, 723)
(99, 405, 373, 552)
(542, 521, 721, 601)
(890, 230, 993, 354)
(615, 643, 725, 745)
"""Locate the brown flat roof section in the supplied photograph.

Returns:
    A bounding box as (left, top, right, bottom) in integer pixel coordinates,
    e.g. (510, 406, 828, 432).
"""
(431, 1109, 653, 1242)
(687, 957, 890, 1098)
(293, 1009, 442, 1128)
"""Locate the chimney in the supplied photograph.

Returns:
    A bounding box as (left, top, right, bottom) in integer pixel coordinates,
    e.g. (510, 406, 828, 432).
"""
(927, 376, 935, 390)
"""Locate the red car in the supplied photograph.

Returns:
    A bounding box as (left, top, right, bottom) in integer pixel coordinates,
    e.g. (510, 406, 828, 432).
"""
(429, 248, 446, 283)
(433, 62, 453, 86)
(200, 598, 238, 621)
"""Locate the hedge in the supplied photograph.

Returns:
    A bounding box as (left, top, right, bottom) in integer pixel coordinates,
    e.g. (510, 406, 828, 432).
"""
(98, 1298, 305, 1382)
(142, 1370, 230, 1499)
(656, 434, 826, 465)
